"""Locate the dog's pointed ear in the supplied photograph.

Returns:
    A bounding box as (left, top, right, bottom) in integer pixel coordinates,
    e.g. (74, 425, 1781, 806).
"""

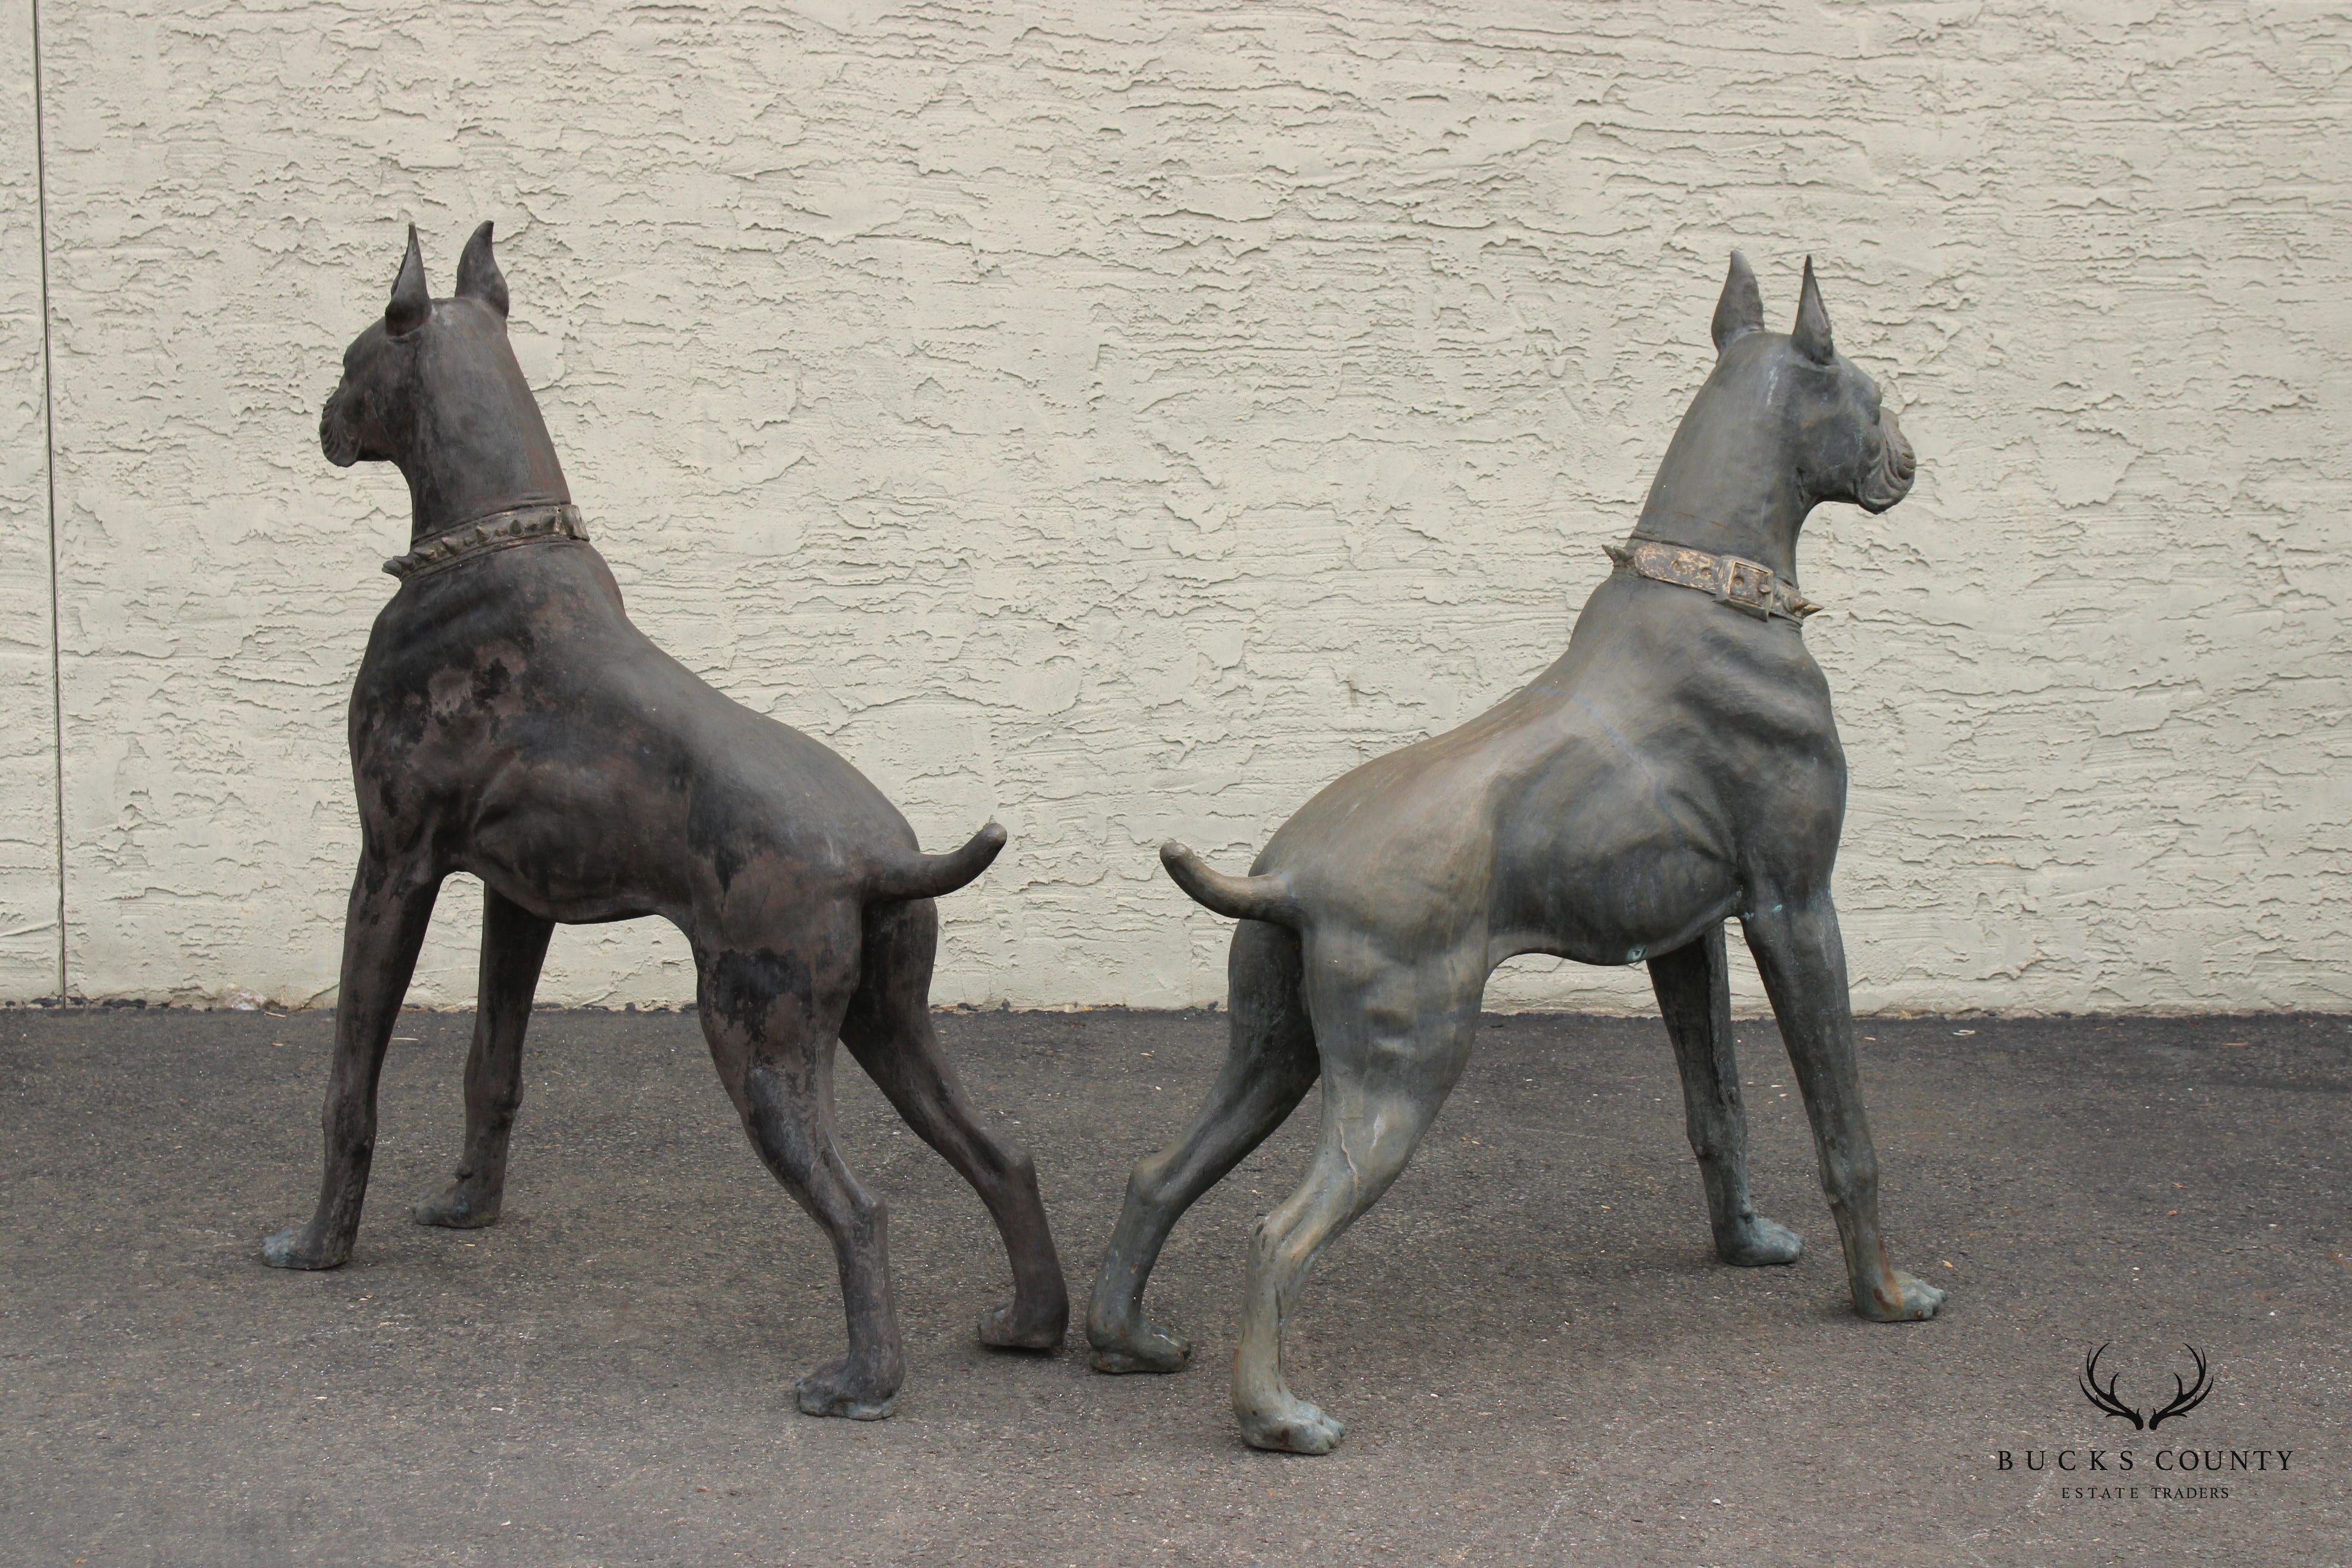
(455, 220, 509, 319)
(1791, 256, 1835, 365)
(386, 224, 431, 338)
(1711, 249, 1765, 354)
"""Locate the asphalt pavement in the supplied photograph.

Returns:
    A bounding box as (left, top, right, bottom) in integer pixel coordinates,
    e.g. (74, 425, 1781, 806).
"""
(2, 1006, 2344, 1566)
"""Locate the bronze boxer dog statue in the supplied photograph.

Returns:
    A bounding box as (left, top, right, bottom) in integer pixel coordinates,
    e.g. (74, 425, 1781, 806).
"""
(1090, 254, 1942, 1453)
(266, 223, 1067, 1420)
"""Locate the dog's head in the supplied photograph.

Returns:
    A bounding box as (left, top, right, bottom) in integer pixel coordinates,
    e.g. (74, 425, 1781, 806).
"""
(319, 221, 521, 471)
(1703, 251, 1915, 515)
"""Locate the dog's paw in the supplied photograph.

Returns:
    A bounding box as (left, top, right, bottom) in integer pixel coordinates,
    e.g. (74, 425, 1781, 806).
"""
(412, 1183, 500, 1230)
(978, 1298, 1067, 1353)
(260, 1223, 351, 1271)
(1858, 1269, 1947, 1322)
(1236, 1394, 1347, 1456)
(793, 1357, 902, 1421)
(1087, 1317, 1193, 1375)
(1718, 1215, 1804, 1267)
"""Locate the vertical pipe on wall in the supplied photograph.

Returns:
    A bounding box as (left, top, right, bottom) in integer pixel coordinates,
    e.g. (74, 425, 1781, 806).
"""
(28, 0, 60, 1001)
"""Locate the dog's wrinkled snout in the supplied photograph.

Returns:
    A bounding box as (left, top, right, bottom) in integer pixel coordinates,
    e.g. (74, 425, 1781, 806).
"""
(1857, 407, 1915, 513)
(320, 389, 362, 468)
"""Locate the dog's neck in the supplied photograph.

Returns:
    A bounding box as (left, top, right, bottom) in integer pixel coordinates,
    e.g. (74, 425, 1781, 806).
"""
(397, 345, 572, 544)
(1625, 378, 1811, 579)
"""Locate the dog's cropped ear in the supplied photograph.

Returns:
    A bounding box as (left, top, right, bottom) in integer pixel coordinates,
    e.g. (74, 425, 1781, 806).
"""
(386, 224, 431, 338)
(455, 220, 509, 319)
(1711, 249, 1765, 354)
(1791, 256, 1835, 365)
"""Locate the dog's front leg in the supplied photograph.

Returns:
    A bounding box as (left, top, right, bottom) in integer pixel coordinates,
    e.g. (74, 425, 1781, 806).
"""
(1650, 925, 1802, 1267)
(1740, 898, 1945, 1322)
(414, 887, 553, 1230)
(263, 858, 445, 1270)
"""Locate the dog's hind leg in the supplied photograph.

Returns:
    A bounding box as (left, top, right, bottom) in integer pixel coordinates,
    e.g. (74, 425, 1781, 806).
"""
(263, 859, 445, 1269)
(839, 897, 1069, 1353)
(1651, 924, 1802, 1266)
(1089, 918, 1318, 1375)
(414, 887, 553, 1230)
(1230, 933, 1481, 1455)
(1742, 897, 1946, 1323)
(696, 923, 904, 1419)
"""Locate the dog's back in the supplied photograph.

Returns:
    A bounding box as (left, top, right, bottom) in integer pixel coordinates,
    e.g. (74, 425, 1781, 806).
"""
(352, 532, 975, 930)
(1220, 568, 1837, 962)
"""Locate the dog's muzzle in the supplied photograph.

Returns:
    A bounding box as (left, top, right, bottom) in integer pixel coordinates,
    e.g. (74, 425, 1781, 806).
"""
(320, 393, 362, 468)
(1856, 409, 1915, 514)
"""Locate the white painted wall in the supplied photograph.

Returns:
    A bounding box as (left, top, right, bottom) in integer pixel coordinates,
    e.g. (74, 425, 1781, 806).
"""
(9, 1, 2350, 1012)
(0, 1, 56, 1000)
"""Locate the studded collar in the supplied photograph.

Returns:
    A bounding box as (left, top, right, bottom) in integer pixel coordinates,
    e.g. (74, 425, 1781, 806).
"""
(384, 503, 590, 582)
(1605, 537, 1819, 623)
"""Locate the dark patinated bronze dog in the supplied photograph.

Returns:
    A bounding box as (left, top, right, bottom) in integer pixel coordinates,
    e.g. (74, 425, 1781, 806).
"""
(1090, 254, 1942, 1453)
(265, 223, 1066, 1419)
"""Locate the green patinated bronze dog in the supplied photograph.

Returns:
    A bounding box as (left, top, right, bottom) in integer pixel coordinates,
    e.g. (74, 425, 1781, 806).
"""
(1090, 254, 1941, 1453)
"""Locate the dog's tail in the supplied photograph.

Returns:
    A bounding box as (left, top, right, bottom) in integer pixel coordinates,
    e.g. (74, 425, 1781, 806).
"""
(866, 822, 1008, 902)
(1159, 842, 1303, 927)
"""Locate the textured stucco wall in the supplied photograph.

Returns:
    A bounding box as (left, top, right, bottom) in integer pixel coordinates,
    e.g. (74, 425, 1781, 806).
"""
(0, 0, 57, 1000)
(19, 1, 2352, 1011)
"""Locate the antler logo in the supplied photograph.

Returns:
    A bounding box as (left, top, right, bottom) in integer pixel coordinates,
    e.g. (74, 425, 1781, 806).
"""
(2078, 1342, 2213, 1430)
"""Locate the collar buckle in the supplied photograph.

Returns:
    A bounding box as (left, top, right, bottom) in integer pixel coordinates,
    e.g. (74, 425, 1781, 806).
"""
(1713, 555, 1777, 618)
